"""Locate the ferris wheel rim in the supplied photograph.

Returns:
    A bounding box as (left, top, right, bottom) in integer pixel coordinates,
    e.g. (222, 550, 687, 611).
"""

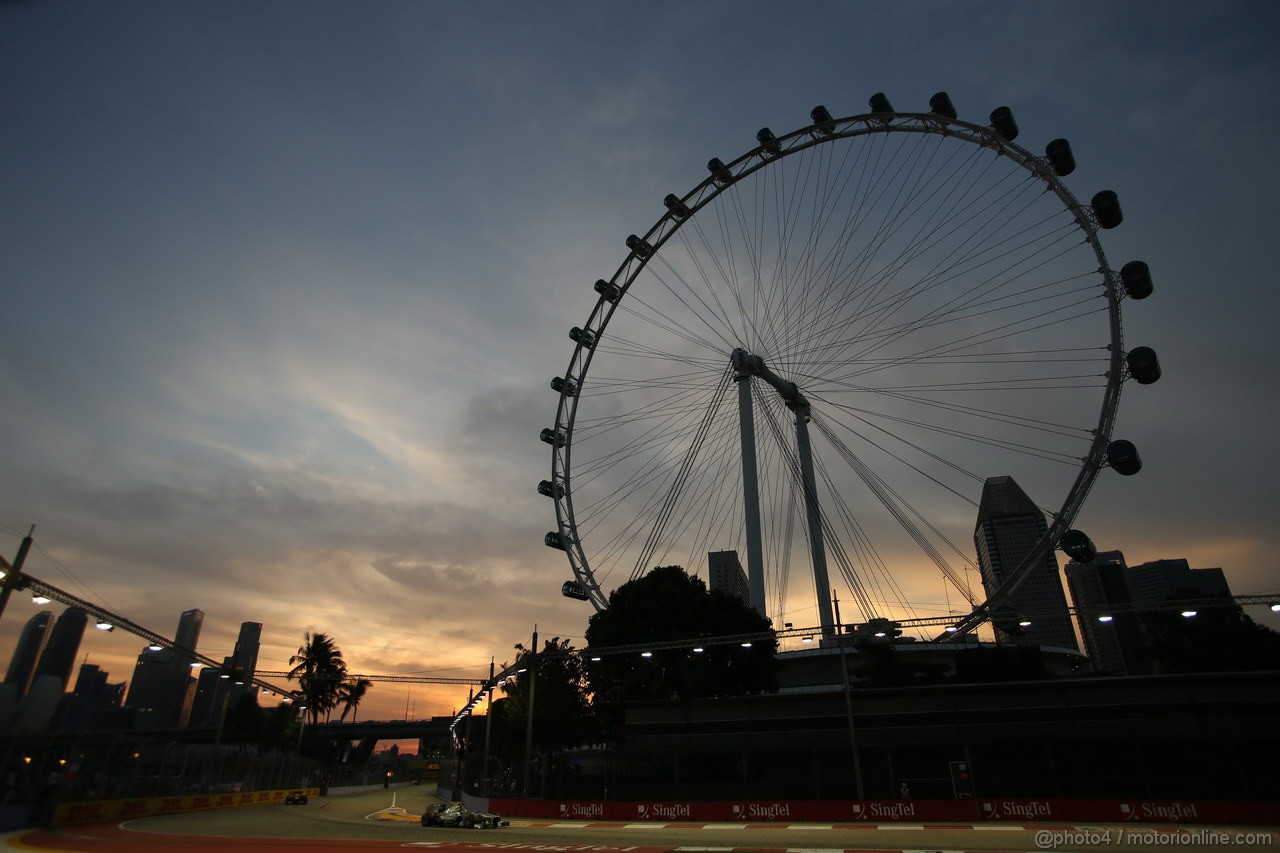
(549, 106, 1127, 621)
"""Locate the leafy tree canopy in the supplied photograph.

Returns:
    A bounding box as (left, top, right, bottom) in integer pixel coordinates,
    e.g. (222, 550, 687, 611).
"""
(288, 631, 348, 724)
(584, 565, 778, 704)
(491, 637, 596, 757)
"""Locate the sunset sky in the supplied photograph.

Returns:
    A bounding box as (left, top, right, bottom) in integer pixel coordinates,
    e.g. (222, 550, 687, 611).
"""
(2, 1, 1278, 725)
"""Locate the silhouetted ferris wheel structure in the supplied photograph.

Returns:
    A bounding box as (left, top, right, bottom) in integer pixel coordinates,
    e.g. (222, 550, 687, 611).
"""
(541, 92, 1161, 640)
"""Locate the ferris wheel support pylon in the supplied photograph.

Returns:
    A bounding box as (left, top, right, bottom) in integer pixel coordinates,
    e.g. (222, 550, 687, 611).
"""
(732, 347, 836, 636)
(734, 362, 767, 617)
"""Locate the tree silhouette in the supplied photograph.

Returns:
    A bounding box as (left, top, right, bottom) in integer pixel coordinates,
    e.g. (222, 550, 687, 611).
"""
(287, 631, 347, 724)
(584, 565, 778, 705)
(338, 677, 372, 724)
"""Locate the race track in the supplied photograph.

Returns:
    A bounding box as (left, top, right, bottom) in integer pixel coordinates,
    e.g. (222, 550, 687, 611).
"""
(5, 786, 1276, 853)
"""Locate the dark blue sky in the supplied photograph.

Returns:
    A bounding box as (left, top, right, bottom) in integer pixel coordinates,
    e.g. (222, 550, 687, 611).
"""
(2, 1, 1277, 719)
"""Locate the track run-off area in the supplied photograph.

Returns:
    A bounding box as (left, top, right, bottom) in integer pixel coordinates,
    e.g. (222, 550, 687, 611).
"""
(3, 787, 1276, 853)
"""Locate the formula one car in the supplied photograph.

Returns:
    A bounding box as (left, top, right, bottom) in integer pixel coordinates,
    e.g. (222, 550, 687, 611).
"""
(284, 790, 308, 805)
(420, 801, 508, 828)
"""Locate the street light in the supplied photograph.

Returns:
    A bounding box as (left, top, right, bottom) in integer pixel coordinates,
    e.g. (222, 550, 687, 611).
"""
(95, 620, 114, 631)
(1181, 610, 1197, 618)
(1098, 615, 1114, 623)
(32, 594, 50, 605)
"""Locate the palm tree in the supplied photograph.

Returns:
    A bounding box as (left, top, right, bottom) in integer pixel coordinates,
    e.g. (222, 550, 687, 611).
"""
(288, 631, 347, 725)
(338, 678, 372, 724)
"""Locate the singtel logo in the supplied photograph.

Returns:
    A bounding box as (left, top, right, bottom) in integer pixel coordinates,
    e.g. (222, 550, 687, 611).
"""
(982, 801, 1052, 819)
(638, 803, 691, 820)
(853, 802, 917, 820)
(559, 803, 605, 818)
(1141, 802, 1199, 821)
(732, 803, 791, 820)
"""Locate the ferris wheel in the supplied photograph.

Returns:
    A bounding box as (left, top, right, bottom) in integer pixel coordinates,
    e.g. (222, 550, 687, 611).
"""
(540, 92, 1160, 638)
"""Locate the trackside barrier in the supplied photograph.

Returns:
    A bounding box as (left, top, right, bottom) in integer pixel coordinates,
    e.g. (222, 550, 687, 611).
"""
(486, 798, 1280, 826)
(51, 787, 320, 827)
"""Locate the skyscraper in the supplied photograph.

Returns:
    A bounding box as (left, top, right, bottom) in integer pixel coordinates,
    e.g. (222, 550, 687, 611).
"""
(1127, 558, 1231, 602)
(1065, 550, 1149, 675)
(33, 607, 88, 688)
(1066, 553, 1232, 675)
(708, 550, 751, 604)
(126, 608, 204, 729)
(974, 476, 1078, 651)
(187, 621, 262, 728)
(4, 611, 53, 698)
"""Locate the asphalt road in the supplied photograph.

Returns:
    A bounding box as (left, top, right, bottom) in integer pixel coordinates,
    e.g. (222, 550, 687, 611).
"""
(7, 786, 1278, 853)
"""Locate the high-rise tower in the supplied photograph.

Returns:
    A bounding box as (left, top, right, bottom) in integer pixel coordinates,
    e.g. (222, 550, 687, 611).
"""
(4, 611, 54, 698)
(708, 550, 751, 604)
(974, 476, 1078, 651)
(126, 608, 205, 728)
(33, 607, 88, 688)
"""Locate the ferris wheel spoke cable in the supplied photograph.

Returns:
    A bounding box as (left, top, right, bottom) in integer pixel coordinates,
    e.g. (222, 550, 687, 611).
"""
(785, 132, 946, 368)
(809, 427, 942, 618)
(820, 395, 1085, 465)
(813, 412, 982, 592)
(827, 298, 1110, 387)
(796, 135, 1005, 364)
(835, 218, 1083, 369)
(809, 271, 1099, 378)
(802, 173, 1050, 369)
(806, 185, 1071, 371)
(629, 369, 733, 582)
(800, 135, 994, 361)
(809, 376, 1095, 441)
(813, 416, 974, 607)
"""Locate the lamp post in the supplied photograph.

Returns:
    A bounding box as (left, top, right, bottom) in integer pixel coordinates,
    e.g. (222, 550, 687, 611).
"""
(521, 626, 538, 799)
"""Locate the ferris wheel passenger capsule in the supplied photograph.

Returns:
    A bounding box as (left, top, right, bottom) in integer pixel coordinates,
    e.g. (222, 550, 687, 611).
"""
(707, 158, 733, 186)
(1106, 439, 1143, 475)
(594, 278, 621, 302)
(810, 105, 835, 134)
(1045, 138, 1076, 176)
(869, 92, 894, 113)
(990, 106, 1019, 141)
(929, 91, 957, 119)
(664, 194, 691, 219)
(539, 427, 566, 447)
(1060, 529, 1098, 562)
(1091, 191, 1123, 229)
(626, 234, 654, 258)
(570, 326, 596, 347)
(1126, 346, 1162, 384)
(756, 127, 782, 156)
(1120, 261, 1154, 299)
(550, 376, 577, 396)
(562, 580, 589, 601)
(537, 480, 564, 499)
(544, 532, 568, 550)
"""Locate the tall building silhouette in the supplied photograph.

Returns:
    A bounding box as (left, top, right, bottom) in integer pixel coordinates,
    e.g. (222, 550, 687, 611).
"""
(33, 607, 88, 688)
(1066, 553, 1232, 675)
(974, 477, 1078, 651)
(1065, 550, 1148, 675)
(4, 611, 53, 698)
(127, 609, 204, 729)
(708, 550, 751, 604)
(187, 621, 261, 728)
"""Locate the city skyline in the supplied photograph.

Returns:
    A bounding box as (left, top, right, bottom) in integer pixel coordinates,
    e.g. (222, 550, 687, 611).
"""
(2, 2, 1279, 724)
